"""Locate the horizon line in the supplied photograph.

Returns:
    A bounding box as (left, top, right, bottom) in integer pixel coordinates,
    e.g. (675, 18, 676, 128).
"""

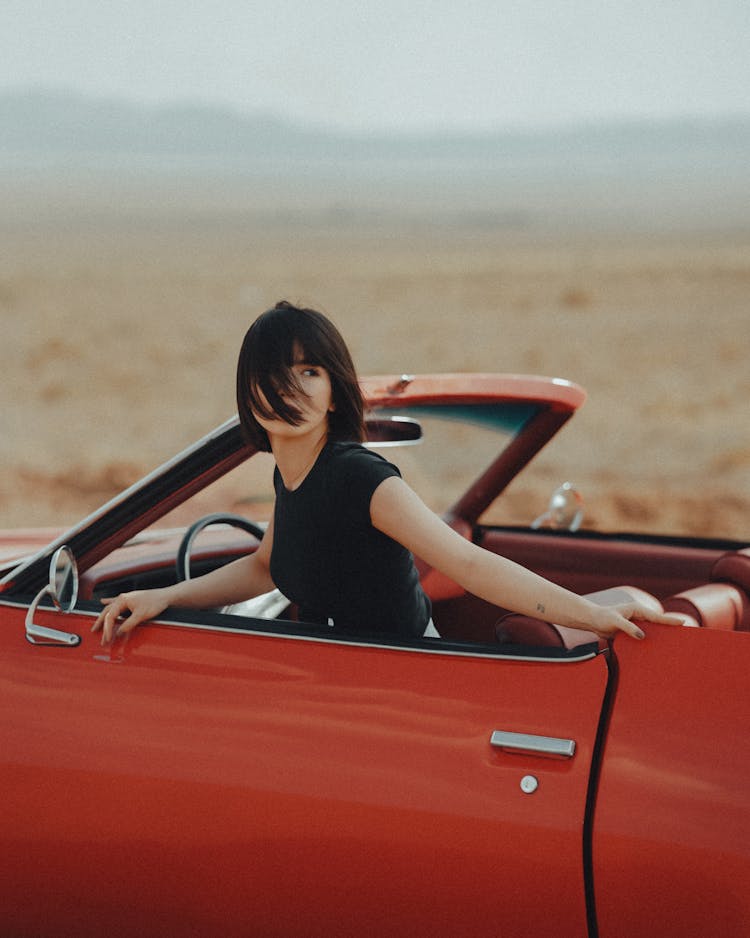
(3, 83, 750, 140)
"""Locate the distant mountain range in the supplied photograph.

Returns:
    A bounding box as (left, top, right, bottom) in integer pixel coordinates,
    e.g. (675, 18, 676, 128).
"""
(2, 87, 750, 165)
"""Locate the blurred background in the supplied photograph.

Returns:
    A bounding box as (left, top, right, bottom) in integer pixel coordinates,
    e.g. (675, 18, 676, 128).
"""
(1, 0, 749, 536)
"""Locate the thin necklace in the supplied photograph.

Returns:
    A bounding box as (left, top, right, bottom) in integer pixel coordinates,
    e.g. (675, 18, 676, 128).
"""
(284, 439, 326, 491)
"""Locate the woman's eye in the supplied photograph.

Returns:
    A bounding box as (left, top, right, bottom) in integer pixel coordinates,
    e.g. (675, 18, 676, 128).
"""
(301, 367, 319, 377)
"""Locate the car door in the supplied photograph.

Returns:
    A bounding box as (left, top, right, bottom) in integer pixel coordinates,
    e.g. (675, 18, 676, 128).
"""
(592, 624, 750, 938)
(1, 603, 608, 938)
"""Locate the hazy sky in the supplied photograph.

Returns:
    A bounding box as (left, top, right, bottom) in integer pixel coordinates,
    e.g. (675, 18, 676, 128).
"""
(3, 0, 749, 132)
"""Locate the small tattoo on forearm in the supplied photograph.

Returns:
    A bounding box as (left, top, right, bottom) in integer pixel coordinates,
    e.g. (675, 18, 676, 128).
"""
(536, 602, 546, 614)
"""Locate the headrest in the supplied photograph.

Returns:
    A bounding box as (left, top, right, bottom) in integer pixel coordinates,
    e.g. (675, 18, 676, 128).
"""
(663, 583, 746, 631)
(712, 548, 750, 592)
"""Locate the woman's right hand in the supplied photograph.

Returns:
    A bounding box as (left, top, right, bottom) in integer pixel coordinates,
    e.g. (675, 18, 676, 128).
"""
(91, 588, 172, 645)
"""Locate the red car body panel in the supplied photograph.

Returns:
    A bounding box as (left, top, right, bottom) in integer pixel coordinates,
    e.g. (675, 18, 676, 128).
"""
(0, 529, 64, 566)
(2, 604, 606, 938)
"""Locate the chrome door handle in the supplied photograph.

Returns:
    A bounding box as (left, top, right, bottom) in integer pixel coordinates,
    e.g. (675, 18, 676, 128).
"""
(490, 730, 576, 760)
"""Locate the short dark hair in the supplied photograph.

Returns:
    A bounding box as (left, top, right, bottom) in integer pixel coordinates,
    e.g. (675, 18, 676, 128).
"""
(236, 301, 365, 452)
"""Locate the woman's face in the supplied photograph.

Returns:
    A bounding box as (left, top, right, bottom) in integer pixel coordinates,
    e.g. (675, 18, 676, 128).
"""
(252, 356, 334, 443)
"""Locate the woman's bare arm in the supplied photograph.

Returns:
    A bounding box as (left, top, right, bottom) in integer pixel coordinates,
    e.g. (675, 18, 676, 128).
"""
(92, 515, 277, 644)
(371, 477, 680, 640)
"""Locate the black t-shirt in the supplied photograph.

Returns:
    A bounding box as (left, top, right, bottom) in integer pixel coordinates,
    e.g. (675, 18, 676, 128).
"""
(269, 441, 431, 638)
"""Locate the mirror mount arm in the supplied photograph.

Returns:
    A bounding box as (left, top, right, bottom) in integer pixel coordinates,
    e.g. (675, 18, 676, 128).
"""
(25, 587, 81, 646)
(25, 545, 81, 647)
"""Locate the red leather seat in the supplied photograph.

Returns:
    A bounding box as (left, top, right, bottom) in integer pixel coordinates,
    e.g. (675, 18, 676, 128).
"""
(494, 614, 565, 648)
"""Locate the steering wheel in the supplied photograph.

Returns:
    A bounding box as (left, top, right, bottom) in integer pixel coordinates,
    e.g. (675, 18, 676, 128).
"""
(176, 512, 266, 583)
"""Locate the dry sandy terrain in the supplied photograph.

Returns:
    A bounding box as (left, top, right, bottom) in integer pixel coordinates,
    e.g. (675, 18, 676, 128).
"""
(1, 175, 749, 540)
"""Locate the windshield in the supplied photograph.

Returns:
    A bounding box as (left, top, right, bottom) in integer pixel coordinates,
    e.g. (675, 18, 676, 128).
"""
(370, 403, 537, 518)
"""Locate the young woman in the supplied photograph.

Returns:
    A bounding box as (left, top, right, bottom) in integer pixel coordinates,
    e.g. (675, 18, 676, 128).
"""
(93, 301, 677, 645)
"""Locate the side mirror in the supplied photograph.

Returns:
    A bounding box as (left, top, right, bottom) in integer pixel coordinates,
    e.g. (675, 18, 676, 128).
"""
(25, 546, 81, 646)
(531, 483, 584, 532)
(365, 416, 423, 446)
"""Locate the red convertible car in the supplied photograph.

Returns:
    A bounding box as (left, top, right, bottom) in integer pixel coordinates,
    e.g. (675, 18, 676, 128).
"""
(1, 373, 748, 937)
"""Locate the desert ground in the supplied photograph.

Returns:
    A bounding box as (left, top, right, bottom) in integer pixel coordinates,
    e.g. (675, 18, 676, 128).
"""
(1, 170, 749, 540)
